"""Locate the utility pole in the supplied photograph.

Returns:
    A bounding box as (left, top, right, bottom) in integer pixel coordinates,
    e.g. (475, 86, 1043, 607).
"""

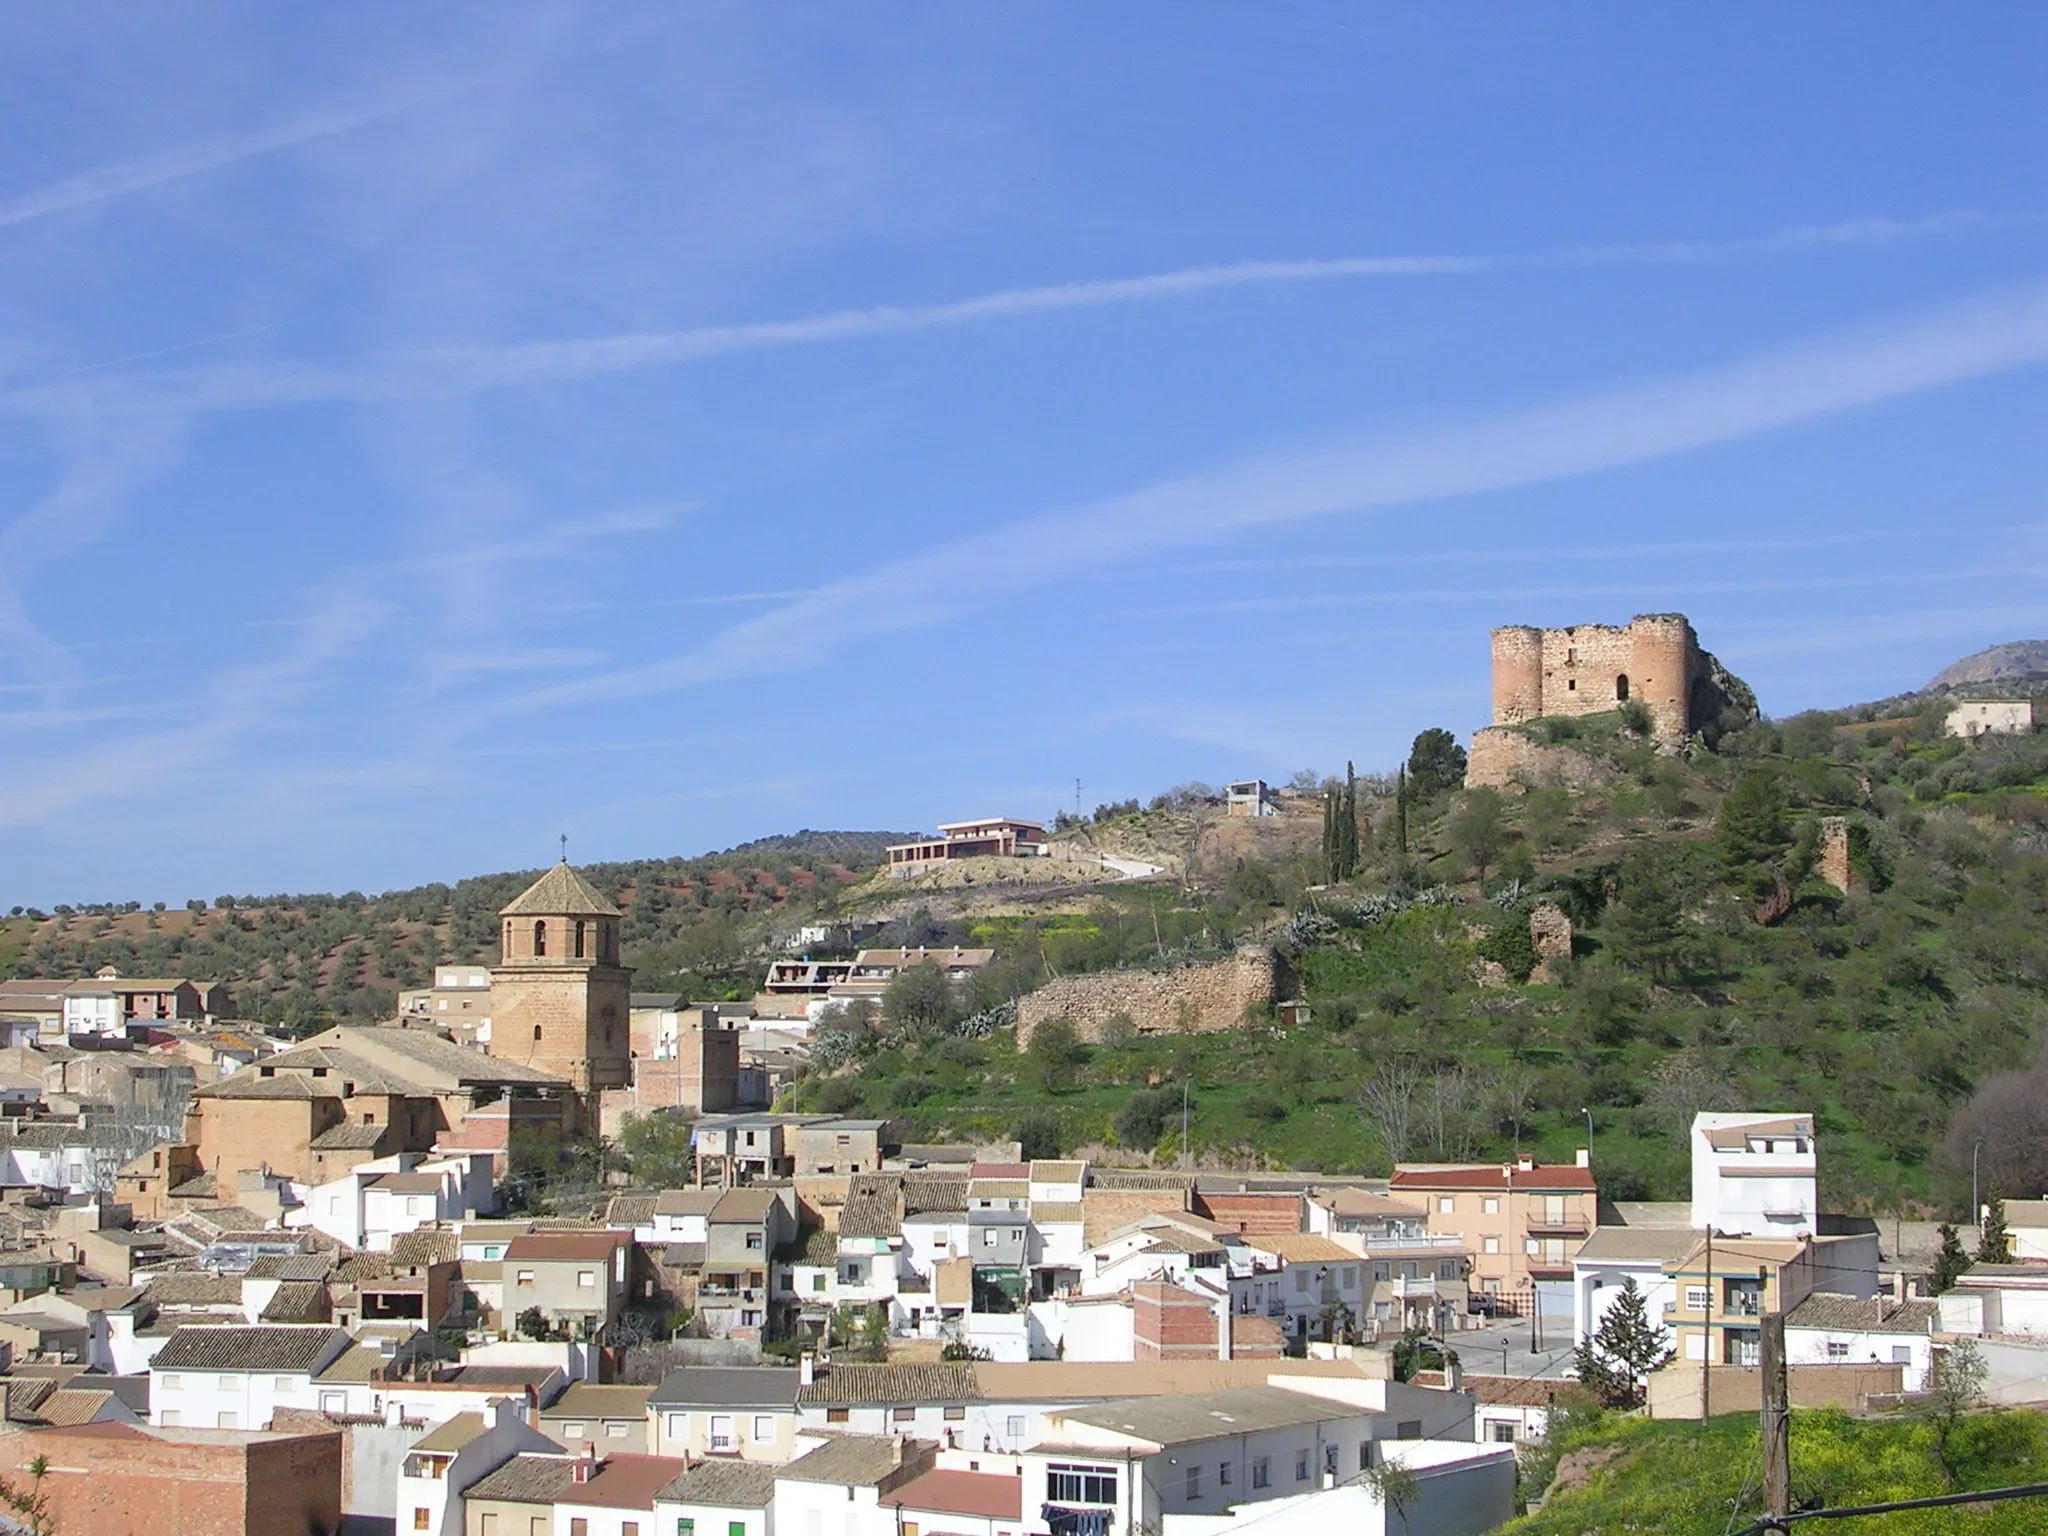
(1701, 1228, 1714, 1422)
(1076, 778, 1082, 821)
(1760, 1310, 1790, 1531)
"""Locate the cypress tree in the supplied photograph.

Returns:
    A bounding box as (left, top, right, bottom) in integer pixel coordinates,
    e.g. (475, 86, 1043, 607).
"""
(1338, 761, 1360, 880)
(1978, 1193, 2014, 1264)
(1932, 1222, 1970, 1292)
(1396, 766, 1408, 856)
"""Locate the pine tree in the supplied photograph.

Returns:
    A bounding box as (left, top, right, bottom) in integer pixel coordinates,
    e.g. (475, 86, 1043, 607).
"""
(1932, 1222, 1970, 1292)
(1572, 1278, 1673, 1408)
(1978, 1193, 2014, 1264)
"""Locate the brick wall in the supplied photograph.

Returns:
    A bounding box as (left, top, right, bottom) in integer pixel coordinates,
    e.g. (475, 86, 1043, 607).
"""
(1132, 1281, 1220, 1360)
(1193, 1192, 1303, 1236)
(1015, 947, 1287, 1047)
(26, 1423, 343, 1536)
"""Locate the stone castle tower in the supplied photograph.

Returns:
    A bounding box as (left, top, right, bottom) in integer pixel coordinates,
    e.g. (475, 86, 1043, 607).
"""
(489, 861, 632, 1109)
(1489, 613, 1754, 749)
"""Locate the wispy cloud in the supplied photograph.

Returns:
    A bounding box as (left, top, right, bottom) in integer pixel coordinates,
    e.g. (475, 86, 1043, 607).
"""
(0, 584, 381, 830)
(391, 211, 2038, 395)
(514, 280, 2048, 708)
(7, 209, 2031, 418)
(0, 103, 412, 231)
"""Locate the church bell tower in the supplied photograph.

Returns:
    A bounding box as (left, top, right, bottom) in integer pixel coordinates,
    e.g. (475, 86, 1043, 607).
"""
(489, 860, 632, 1110)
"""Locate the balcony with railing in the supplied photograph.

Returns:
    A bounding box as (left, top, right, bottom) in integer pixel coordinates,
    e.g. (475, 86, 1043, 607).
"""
(1354, 1233, 1466, 1251)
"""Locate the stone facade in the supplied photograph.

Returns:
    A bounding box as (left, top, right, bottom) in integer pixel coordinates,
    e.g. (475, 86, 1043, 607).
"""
(1464, 728, 1624, 793)
(1529, 901, 1573, 983)
(1488, 613, 1755, 752)
(1818, 817, 1854, 895)
(1014, 947, 1287, 1047)
(489, 863, 633, 1119)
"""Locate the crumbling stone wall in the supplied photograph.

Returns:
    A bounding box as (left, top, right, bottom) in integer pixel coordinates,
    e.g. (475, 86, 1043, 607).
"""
(1818, 817, 1854, 894)
(1529, 901, 1573, 983)
(1016, 946, 1286, 1046)
(1465, 727, 1623, 792)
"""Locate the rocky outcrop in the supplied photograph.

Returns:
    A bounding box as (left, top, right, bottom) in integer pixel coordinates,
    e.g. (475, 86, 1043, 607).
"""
(1690, 648, 1760, 746)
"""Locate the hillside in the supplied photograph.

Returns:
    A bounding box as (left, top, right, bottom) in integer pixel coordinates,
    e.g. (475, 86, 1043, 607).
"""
(785, 688, 2048, 1217)
(1928, 639, 2048, 693)
(1508, 1401, 2048, 1533)
(3, 830, 910, 1030)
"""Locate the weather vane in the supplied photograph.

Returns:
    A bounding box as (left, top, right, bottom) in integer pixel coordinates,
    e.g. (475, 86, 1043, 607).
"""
(559, 833, 568, 864)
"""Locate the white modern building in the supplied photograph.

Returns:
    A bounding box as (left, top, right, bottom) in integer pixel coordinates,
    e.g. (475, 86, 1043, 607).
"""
(148, 1324, 353, 1429)
(291, 1151, 494, 1251)
(1690, 1113, 1817, 1237)
(397, 1397, 557, 1536)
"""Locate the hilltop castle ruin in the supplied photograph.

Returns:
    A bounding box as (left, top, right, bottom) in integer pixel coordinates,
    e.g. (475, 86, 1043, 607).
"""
(1469, 613, 1756, 787)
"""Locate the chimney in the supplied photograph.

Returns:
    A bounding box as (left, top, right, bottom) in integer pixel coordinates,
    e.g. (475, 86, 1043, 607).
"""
(1218, 1306, 1233, 1362)
(573, 1444, 599, 1482)
(1576, 1148, 1591, 1169)
(1516, 1154, 1535, 1173)
(799, 1351, 816, 1386)
(1894, 1271, 1907, 1306)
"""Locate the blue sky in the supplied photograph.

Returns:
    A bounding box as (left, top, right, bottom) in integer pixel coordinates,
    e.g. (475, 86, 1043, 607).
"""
(3, 6, 2047, 907)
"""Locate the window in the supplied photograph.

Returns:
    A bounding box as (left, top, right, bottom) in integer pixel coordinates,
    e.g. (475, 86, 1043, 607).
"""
(728, 1525, 744, 1536)
(746, 1232, 764, 1251)
(533, 921, 547, 956)
(217, 1375, 242, 1391)
(1684, 1286, 1709, 1311)
(892, 1406, 915, 1424)
(1007, 1416, 1025, 1439)
(1046, 1465, 1118, 1505)
(1373, 1262, 1390, 1282)
(415, 1510, 432, 1531)
(1218, 1460, 1233, 1486)
(1891, 1345, 1912, 1365)
(1397, 1420, 1422, 1438)
(1186, 1466, 1200, 1499)
(571, 1521, 588, 1536)
(1483, 1197, 1500, 1215)
(984, 1230, 997, 1248)
(943, 1406, 966, 1421)
(1340, 1267, 1355, 1290)
(1295, 1451, 1310, 1481)
(1544, 1194, 1567, 1226)
(827, 1408, 849, 1424)
(1294, 1270, 1308, 1294)
(517, 1270, 535, 1287)
(1615, 673, 1630, 702)
(160, 1411, 182, 1426)
(1826, 1342, 1849, 1360)
(216, 1410, 239, 1429)
(563, 1422, 586, 1438)
(1490, 1420, 1518, 1443)
(485, 1245, 502, 1261)
(1439, 1260, 1458, 1279)
(812, 1275, 826, 1293)
(837, 1134, 851, 1147)
(622, 1526, 637, 1536)
(607, 1423, 629, 1439)
(1359, 1443, 1371, 1471)
(1252, 1457, 1270, 1489)
(575, 920, 587, 958)
(1438, 1196, 1454, 1214)
(754, 1415, 777, 1440)
(1484, 1237, 1500, 1255)
(710, 1415, 735, 1450)
(159, 1374, 181, 1391)
(578, 1270, 596, 1288)
(677, 1524, 694, 1536)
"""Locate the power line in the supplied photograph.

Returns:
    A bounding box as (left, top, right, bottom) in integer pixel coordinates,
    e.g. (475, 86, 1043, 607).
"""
(1737, 1481, 2048, 1534)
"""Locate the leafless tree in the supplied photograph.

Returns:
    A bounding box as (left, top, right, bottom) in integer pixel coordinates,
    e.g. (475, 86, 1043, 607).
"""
(1422, 1064, 1482, 1161)
(1649, 1050, 1734, 1141)
(1357, 1058, 1425, 1165)
(82, 1086, 190, 1201)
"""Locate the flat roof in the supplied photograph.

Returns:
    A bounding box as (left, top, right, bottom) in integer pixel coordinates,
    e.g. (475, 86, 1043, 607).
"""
(1060, 1386, 1371, 1446)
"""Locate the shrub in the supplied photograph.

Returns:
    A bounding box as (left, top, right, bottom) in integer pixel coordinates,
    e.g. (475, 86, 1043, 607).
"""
(1478, 917, 1540, 983)
(1113, 1087, 1179, 1149)
(814, 1078, 864, 1115)
(1015, 1112, 1062, 1160)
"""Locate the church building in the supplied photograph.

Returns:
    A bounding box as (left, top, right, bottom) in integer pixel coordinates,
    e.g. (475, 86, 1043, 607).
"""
(489, 861, 633, 1118)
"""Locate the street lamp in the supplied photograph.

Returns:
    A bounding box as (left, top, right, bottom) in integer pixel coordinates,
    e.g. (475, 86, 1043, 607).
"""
(1974, 1137, 1986, 1229)
(1580, 1108, 1594, 1162)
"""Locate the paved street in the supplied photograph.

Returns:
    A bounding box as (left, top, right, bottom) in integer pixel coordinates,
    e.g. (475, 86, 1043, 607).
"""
(1449, 1314, 1580, 1383)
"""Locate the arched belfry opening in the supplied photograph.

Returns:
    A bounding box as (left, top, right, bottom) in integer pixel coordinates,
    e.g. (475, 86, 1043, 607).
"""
(532, 920, 547, 957)
(1615, 674, 1631, 702)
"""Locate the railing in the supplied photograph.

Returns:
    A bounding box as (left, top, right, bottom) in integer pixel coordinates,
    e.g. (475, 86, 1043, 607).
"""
(1353, 1234, 1465, 1250)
